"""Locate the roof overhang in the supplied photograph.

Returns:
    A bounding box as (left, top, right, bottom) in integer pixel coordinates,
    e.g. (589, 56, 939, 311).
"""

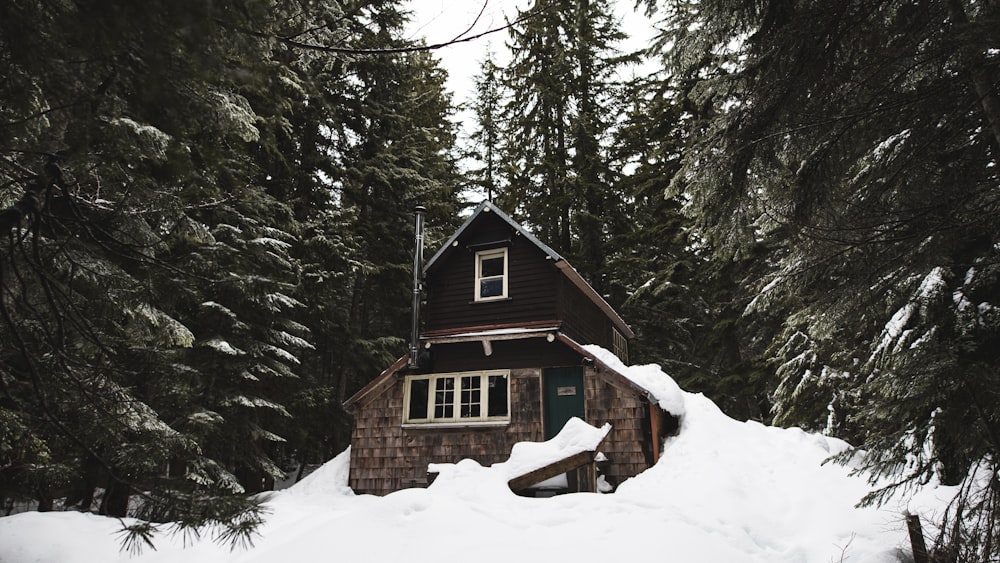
(555, 333, 658, 404)
(421, 323, 561, 357)
(424, 201, 561, 273)
(344, 328, 658, 412)
(343, 354, 409, 412)
(553, 261, 635, 339)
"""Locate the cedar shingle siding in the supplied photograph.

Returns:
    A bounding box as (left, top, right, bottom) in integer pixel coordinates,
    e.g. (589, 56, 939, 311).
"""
(348, 358, 656, 496)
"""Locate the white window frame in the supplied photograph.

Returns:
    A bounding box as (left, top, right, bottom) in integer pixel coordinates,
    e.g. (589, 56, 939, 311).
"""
(474, 248, 508, 302)
(613, 328, 629, 364)
(403, 370, 511, 425)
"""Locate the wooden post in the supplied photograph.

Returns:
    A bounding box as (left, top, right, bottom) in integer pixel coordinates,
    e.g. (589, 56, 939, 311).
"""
(578, 462, 597, 492)
(649, 403, 661, 463)
(906, 513, 930, 563)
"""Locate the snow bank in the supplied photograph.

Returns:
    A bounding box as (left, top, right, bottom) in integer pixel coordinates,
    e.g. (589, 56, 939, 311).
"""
(615, 392, 892, 561)
(0, 378, 960, 563)
(284, 446, 354, 500)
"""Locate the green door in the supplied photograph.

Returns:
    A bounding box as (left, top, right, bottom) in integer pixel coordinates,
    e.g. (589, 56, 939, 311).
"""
(543, 367, 585, 440)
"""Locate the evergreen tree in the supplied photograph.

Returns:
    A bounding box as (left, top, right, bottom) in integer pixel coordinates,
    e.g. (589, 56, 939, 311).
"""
(499, 0, 627, 291)
(465, 46, 506, 202)
(0, 0, 463, 547)
(609, 70, 772, 420)
(0, 0, 294, 538)
(644, 0, 1000, 557)
(332, 42, 461, 404)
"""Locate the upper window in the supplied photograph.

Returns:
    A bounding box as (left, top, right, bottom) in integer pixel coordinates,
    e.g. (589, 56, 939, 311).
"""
(475, 248, 508, 301)
(403, 371, 510, 424)
(613, 328, 629, 364)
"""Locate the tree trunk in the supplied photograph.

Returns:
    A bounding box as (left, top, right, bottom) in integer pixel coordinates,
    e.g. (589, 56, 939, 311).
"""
(947, 0, 1000, 151)
(336, 276, 365, 404)
(0, 181, 46, 233)
(99, 479, 130, 517)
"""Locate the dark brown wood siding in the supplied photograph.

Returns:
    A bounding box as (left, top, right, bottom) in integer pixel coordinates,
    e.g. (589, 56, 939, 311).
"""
(427, 339, 582, 374)
(424, 214, 558, 332)
(556, 274, 614, 348)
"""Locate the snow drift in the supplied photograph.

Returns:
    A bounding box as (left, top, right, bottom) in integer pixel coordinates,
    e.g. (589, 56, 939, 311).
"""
(0, 356, 958, 563)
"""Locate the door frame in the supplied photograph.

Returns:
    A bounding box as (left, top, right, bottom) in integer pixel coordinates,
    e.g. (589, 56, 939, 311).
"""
(542, 366, 586, 440)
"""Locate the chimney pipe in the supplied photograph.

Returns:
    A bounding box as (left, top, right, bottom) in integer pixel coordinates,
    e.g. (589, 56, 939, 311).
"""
(409, 206, 427, 369)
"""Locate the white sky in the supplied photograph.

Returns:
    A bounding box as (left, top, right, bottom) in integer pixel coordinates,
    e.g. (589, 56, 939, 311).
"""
(403, 1, 657, 114)
(403, 0, 535, 102)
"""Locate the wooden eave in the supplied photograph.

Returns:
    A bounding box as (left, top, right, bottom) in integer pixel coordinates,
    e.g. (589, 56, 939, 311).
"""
(343, 354, 409, 412)
(344, 323, 563, 410)
(422, 324, 562, 357)
(344, 333, 659, 416)
(420, 320, 563, 339)
(553, 261, 635, 339)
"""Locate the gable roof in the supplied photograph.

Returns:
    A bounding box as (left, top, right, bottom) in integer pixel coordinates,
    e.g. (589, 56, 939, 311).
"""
(424, 201, 634, 339)
(424, 201, 562, 269)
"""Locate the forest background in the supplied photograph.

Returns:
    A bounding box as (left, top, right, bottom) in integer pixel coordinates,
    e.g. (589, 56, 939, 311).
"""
(1, 0, 998, 560)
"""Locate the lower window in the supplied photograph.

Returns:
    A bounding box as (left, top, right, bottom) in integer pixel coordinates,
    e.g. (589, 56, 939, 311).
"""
(404, 371, 510, 424)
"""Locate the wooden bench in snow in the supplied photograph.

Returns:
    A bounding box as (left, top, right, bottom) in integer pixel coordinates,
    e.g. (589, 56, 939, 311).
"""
(501, 418, 612, 494)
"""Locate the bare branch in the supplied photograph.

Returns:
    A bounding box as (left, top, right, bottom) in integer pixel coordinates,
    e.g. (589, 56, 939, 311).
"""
(274, 3, 550, 55)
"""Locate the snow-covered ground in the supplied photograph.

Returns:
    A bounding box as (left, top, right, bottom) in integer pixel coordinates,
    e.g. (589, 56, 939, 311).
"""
(0, 362, 956, 563)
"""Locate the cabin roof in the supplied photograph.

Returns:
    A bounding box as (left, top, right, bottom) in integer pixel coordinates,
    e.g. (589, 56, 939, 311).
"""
(343, 331, 657, 410)
(424, 201, 634, 339)
(424, 201, 562, 270)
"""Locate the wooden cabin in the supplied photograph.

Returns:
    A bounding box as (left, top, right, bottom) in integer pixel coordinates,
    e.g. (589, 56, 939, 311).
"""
(344, 201, 674, 496)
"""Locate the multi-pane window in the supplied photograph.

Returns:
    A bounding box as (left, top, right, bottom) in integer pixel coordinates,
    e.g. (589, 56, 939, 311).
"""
(404, 371, 510, 424)
(475, 248, 507, 301)
(613, 328, 629, 364)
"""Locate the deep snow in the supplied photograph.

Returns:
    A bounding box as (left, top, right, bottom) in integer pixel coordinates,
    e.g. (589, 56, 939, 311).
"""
(0, 358, 957, 563)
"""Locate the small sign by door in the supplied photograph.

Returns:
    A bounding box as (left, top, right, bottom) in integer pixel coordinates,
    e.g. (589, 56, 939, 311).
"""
(556, 386, 577, 396)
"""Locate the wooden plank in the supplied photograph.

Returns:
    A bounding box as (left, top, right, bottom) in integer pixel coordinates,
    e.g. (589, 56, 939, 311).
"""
(421, 320, 563, 338)
(650, 403, 661, 463)
(906, 513, 930, 563)
(508, 450, 597, 492)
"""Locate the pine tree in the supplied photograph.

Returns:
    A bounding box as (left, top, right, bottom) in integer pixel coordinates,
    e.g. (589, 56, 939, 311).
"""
(465, 46, 506, 202)
(499, 0, 628, 292)
(0, 0, 464, 547)
(644, 0, 1000, 557)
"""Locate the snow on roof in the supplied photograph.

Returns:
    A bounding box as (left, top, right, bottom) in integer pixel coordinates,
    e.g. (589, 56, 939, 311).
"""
(582, 344, 686, 417)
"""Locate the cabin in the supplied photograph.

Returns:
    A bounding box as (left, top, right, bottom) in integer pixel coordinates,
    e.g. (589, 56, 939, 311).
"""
(344, 201, 675, 496)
